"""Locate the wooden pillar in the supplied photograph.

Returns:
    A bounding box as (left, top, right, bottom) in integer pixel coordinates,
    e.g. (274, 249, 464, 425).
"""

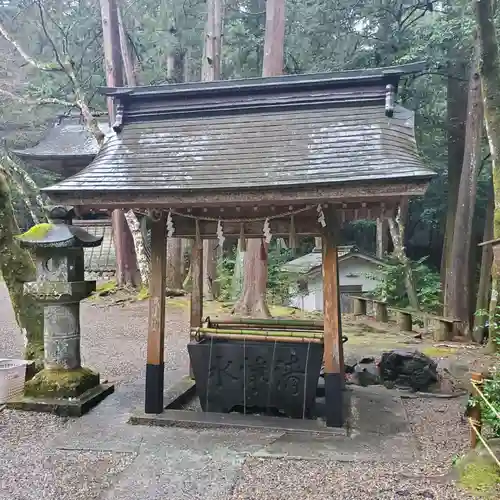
(189, 237, 203, 377)
(375, 302, 388, 323)
(322, 209, 345, 428)
(397, 311, 412, 332)
(353, 298, 367, 316)
(469, 372, 483, 448)
(145, 211, 167, 414)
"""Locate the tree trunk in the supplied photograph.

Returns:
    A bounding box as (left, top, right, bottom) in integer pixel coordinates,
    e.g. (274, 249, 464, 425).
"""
(262, 0, 285, 77)
(0, 171, 43, 372)
(231, 241, 245, 300)
(116, 1, 151, 287)
(234, 0, 285, 316)
(442, 64, 468, 298)
(117, 4, 139, 86)
(100, 0, 139, 287)
(203, 241, 218, 299)
(475, 0, 500, 352)
(181, 238, 193, 289)
(166, 237, 183, 289)
(444, 46, 483, 336)
(112, 209, 140, 286)
(201, 0, 223, 300)
(233, 238, 271, 317)
(388, 210, 420, 311)
(124, 210, 149, 287)
(376, 217, 388, 259)
(473, 181, 493, 343)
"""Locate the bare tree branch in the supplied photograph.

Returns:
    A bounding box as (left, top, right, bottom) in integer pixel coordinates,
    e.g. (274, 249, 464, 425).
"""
(0, 19, 62, 72)
(0, 159, 41, 225)
(0, 5, 104, 145)
(0, 87, 74, 107)
(4, 155, 47, 216)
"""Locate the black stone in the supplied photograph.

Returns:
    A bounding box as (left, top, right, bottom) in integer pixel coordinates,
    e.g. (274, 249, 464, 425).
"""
(379, 350, 438, 392)
(353, 363, 381, 386)
(344, 355, 358, 374)
(358, 356, 375, 364)
(188, 338, 323, 419)
(145, 362, 165, 414)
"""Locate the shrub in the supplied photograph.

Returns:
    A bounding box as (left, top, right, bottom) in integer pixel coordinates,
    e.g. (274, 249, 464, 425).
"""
(370, 256, 441, 313)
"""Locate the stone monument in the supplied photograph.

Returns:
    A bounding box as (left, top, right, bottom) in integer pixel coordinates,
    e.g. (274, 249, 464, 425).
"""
(8, 206, 114, 416)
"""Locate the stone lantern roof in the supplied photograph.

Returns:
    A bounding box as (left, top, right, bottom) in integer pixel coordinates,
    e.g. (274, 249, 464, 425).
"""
(17, 207, 104, 249)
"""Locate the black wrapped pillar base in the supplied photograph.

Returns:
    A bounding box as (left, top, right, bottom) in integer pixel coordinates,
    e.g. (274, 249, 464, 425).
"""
(188, 338, 323, 419)
(324, 372, 344, 427)
(145, 362, 165, 414)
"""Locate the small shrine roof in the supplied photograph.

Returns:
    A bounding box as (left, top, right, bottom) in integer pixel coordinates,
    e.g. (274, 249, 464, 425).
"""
(43, 62, 435, 207)
(12, 114, 110, 177)
(281, 246, 384, 275)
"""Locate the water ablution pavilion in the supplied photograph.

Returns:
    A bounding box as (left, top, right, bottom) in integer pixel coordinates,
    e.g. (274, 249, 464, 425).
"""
(42, 62, 434, 428)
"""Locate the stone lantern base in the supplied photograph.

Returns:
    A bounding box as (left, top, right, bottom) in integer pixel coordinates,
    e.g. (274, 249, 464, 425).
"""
(7, 367, 114, 417)
(24, 367, 100, 399)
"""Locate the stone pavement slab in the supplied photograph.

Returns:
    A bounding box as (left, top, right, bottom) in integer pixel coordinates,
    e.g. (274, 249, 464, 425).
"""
(100, 427, 281, 500)
(100, 447, 243, 500)
(49, 382, 147, 453)
(251, 385, 418, 462)
(347, 384, 410, 435)
(252, 430, 417, 462)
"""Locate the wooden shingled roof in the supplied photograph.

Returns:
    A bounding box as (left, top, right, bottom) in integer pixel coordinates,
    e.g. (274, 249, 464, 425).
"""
(13, 113, 110, 177)
(43, 62, 435, 208)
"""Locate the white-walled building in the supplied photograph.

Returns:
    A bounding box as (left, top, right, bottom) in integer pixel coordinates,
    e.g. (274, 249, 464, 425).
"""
(281, 246, 384, 313)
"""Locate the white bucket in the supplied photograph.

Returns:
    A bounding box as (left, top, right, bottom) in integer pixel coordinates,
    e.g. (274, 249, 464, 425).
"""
(0, 359, 32, 404)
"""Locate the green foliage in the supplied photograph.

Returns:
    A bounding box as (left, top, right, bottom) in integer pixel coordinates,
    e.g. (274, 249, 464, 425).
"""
(458, 459, 500, 498)
(370, 257, 441, 312)
(266, 246, 296, 306)
(216, 251, 237, 302)
(341, 220, 376, 254)
(480, 367, 500, 437)
(476, 307, 500, 348)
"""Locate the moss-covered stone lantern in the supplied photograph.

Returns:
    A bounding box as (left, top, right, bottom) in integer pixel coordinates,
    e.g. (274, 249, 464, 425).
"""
(10, 206, 114, 416)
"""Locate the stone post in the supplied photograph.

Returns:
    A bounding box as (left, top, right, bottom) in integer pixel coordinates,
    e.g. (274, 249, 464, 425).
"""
(14, 207, 113, 409)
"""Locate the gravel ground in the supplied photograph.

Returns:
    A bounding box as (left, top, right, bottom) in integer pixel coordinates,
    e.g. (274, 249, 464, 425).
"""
(228, 397, 474, 500)
(230, 459, 474, 500)
(0, 410, 135, 500)
(403, 397, 470, 476)
(0, 283, 478, 499)
(0, 283, 190, 499)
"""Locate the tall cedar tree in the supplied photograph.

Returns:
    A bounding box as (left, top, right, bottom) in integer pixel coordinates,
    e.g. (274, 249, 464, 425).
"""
(475, 0, 500, 352)
(99, 0, 140, 287)
(233, 0, 286, 317)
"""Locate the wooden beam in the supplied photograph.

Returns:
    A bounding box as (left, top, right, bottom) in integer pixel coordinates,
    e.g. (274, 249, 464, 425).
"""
(145, 212, 167, 414)
(166, 205, 397, 238)
(322, 207, 344, 427)
(46, 180, 431, 208)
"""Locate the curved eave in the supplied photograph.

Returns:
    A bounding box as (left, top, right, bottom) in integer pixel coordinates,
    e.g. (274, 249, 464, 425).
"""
(12, 150, 96, 161)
